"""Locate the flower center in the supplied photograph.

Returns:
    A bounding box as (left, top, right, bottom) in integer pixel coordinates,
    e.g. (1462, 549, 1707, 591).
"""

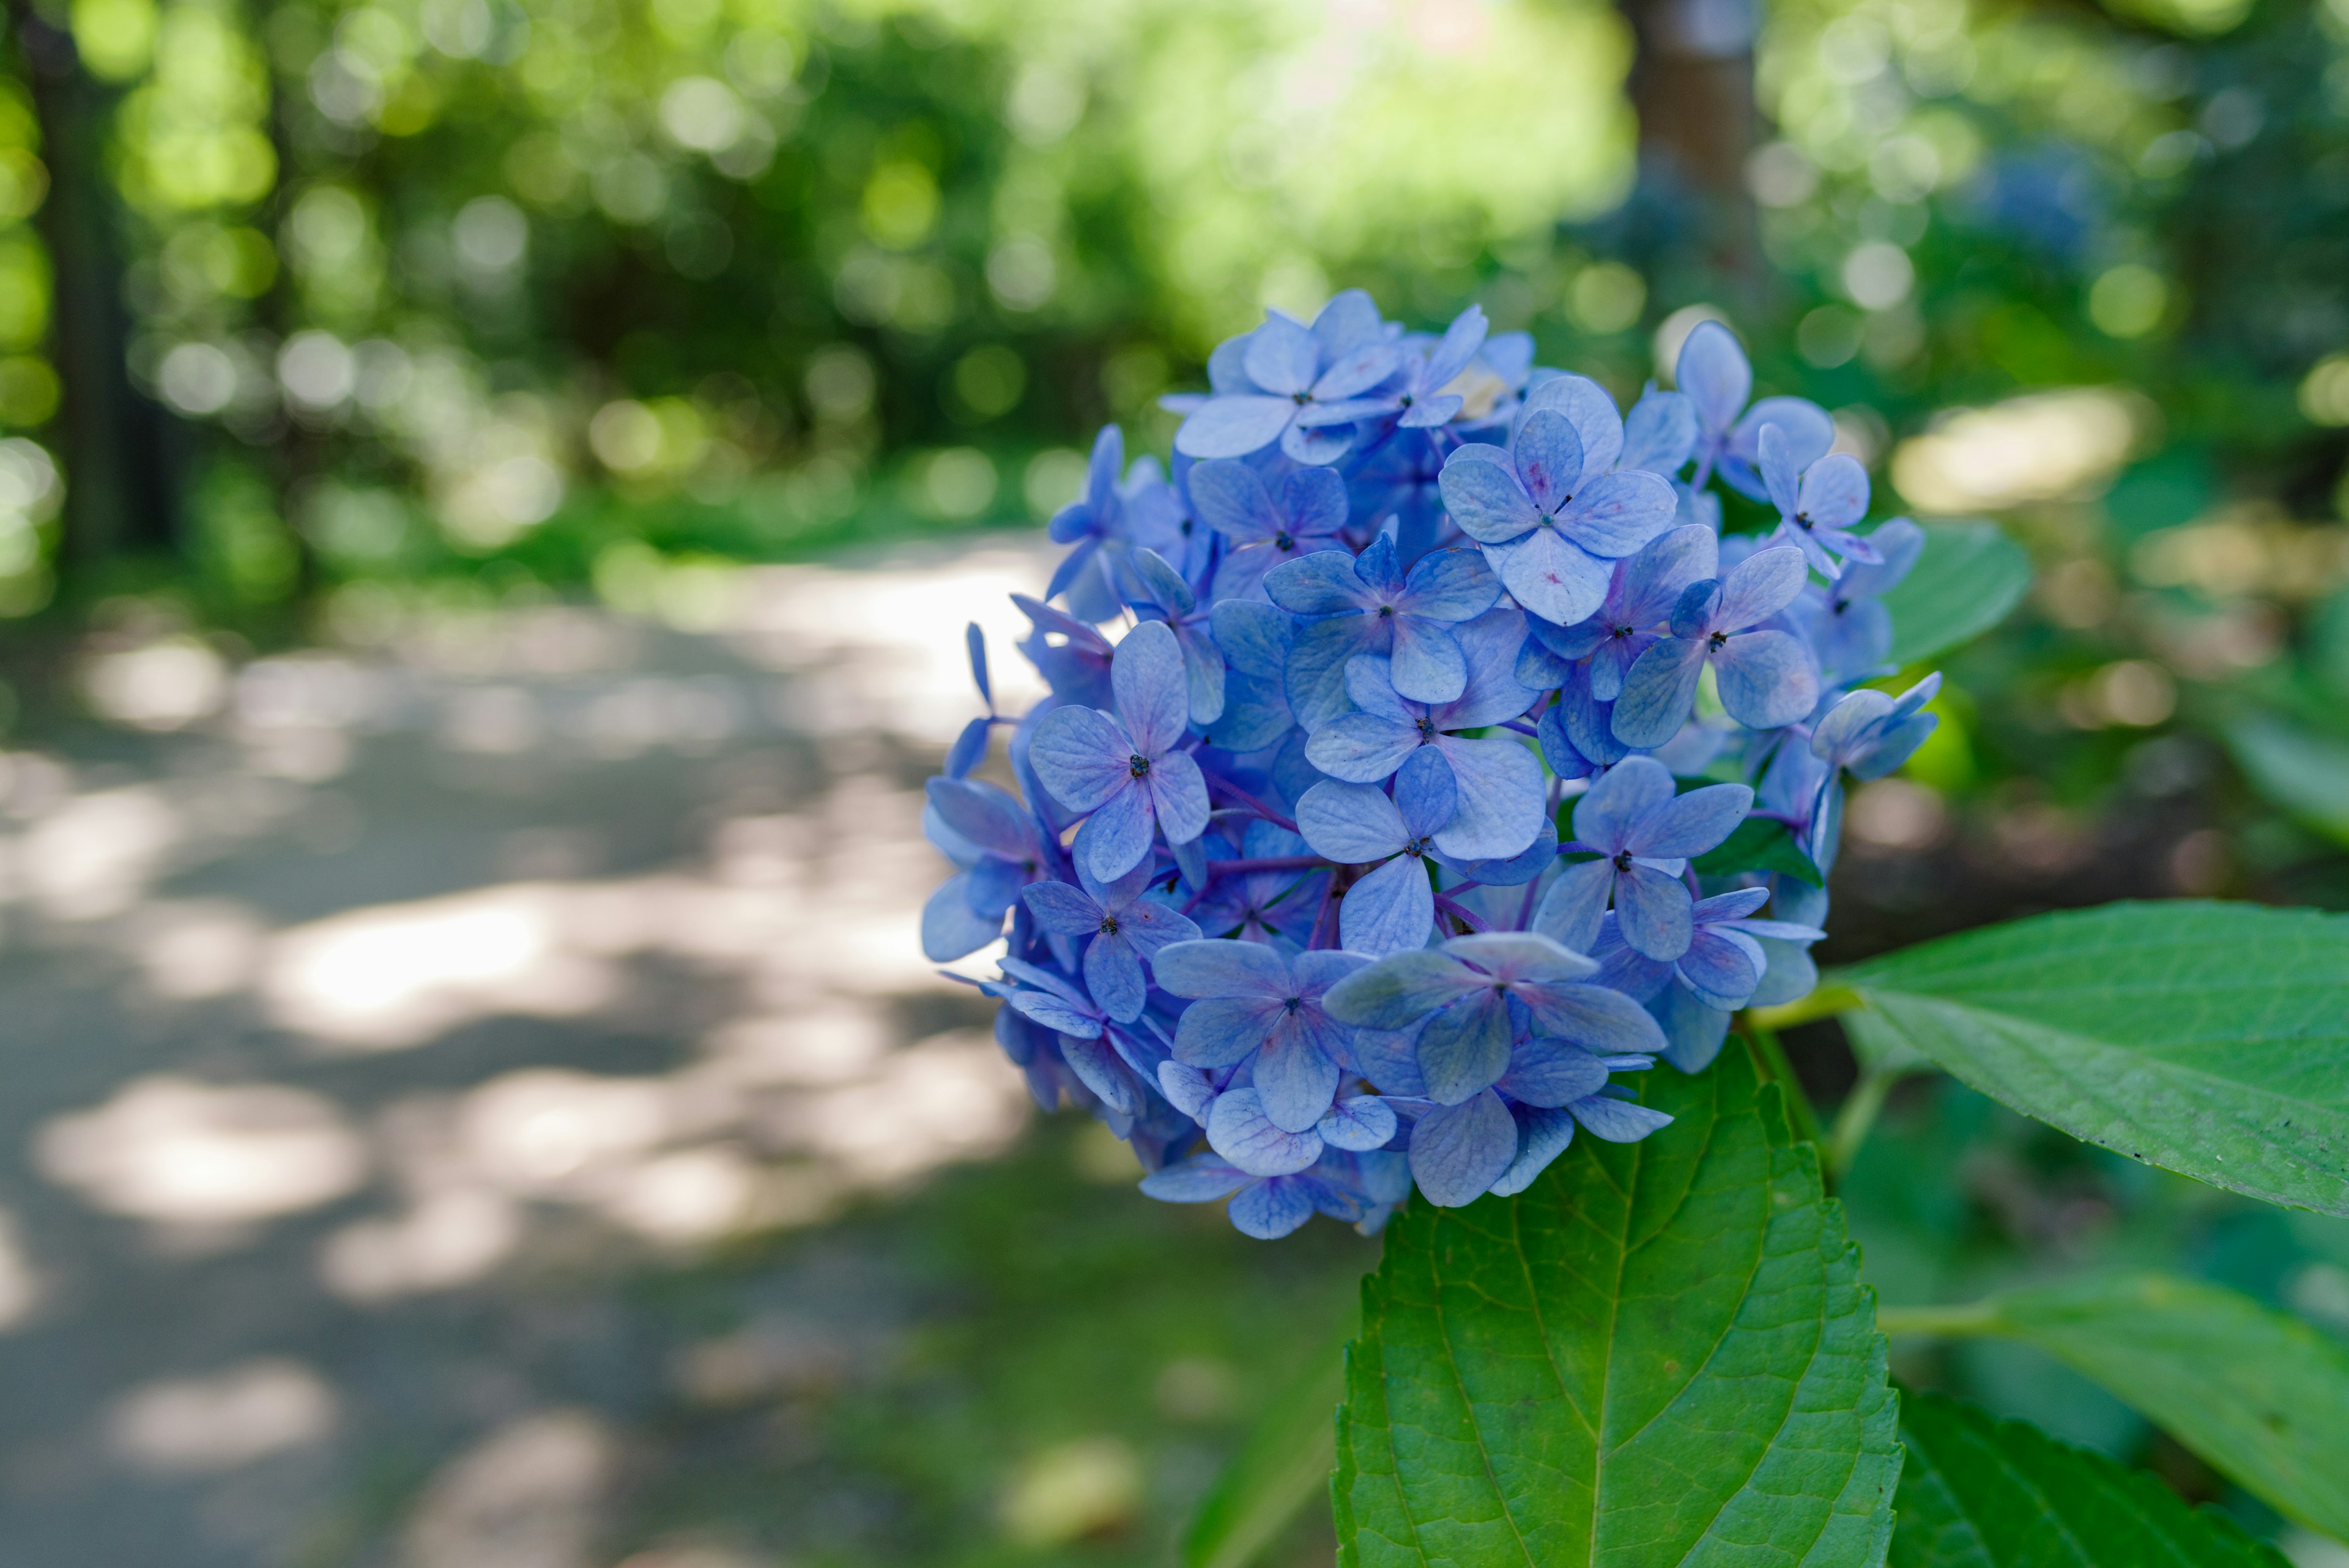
(1708, 630, 1729, 650)
(1274, 531, 1294, 551)
(1415, 716, 1437, 740)
(1283, 996, 1302, 1014)
(1099, 915, 1120, 935)
(1614, 849, 1635, 872)
(1129, 753, 1151, 776)
(1291, 391, 1311, 405)
(1611, 624, 1634, 641)
(1377, 604, 1395, 619)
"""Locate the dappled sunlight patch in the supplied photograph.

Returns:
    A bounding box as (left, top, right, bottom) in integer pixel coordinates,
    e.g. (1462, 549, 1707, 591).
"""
(403, 1410, 616, 1568)
(318, 1188, 521, 1302)
(106, 1358, 340, 1474)
(1891, 387, 2154, 513)
(35, 1077, 367, 1229)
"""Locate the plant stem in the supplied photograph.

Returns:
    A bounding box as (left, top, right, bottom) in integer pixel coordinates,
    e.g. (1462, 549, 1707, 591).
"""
(1206, 776, 1297, 833)
(1743, 1023, 1823, 1151)
(1745, 984, 1863, 1033)
(1825, 1063, 1897, 1180)
(1874, 1300, 2004, 1338)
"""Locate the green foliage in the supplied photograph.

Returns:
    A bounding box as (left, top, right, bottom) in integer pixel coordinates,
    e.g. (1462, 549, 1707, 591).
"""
(1892, 1390, 2288, 1568)
(1836, 901, 2349, 1216)
(1333, 1047, 1899, 1568)
(1879, 522, 2034, 669)
(2224, 719, 2349, 847)
(1181, 1338, 1345, 1568)
(1889, 1274, 2349, 1542)
(1692, 816, 1825, 887)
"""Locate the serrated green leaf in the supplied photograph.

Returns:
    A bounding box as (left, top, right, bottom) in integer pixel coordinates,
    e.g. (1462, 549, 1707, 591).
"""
(1693, 817, 1825, 886)
(1182, 1338, 1345, 1568)
(1334, 1047, 1901, 1568)
(1887, 1274, 2349, 1543)
(1881, 521, 2033, 666)
(1893, 1389, 2290, 1568)
(2224, 719, 2349, 847)
(1835, 901, 2349, 1216)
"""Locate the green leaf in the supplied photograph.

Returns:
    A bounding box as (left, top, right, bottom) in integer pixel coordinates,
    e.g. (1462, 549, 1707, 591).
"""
(1334, 1047, 1900, 1568)
(1893, 1389, 2290, 1568)
(1881, 521, 2033, 666)
(2224, 718, 2349, 846)
(1182, 1338, 1345, 1568)
(1836, 901, 2349, 1216)
(1693, 817, 1825, 887)
(1885, 1273, 2349, 1542)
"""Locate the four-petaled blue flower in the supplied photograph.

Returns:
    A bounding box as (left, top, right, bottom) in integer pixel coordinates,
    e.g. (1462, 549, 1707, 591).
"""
(1758, 424, 1881, 580)
(1188, 460, 1351, 604)
(1020, 862, 1203, 1024)
(1612, 545, 1820, 746)
(920, 777, 1049, 961)
(1674, 320, 1836, 502)
(1173, 292, 1401, 466)
(1294, 749, 1460, 957)
(1515, 523, 1719, 700)
(1152, 938, 1371, 1132)
(1535, 756, 1752, 960)
(1030, 620, 1213, 883)
(1267, 535, 1501, 728)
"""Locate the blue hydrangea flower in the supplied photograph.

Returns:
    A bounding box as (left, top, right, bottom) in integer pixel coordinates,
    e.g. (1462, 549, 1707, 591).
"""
(1013, 592, 1114, 709)
(1267, 535, 1501, 727)
(1324, 304, 1491, 430)
(1612, 546, 1821, 746)
(1020, 862, 1203, 1024)
(993, 956, 1168, 1121)
(1188, 819, 1327, 949)
(1173, 293, 1401, 465)
(1758, 425, 1881, 580)
(1030, 620, 1213, 883)
(920, 777, 1050, 960)
(1534, 756, 1751, 960)
(1805, 674, 1942, 863)
(1589, 891, 1824, 1070)
(1797, 517, 1925, 683)
(1343, 430, 1452, 565)
(1152, 938, 1371, 1131)
(1514, 524, 1719, 699)
(1197, 600, 1296, 753)
(1673, 321, 1836, 501)
(1293, 750, 1458, 957)
(1047, 425, 1189, 623)
(1303, 615, 1543, 861)
(1436, 403, 1677, 625)
(1189, 459, 1350, 602)
(1123, 548, 1226, 726)
(1140, 1145, 1400, 1239)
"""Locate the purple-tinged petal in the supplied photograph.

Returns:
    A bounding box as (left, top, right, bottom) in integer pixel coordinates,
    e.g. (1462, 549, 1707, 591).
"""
(1313, 341, 1400, 401)
(1437, 447, 1540, 544)
(1084, 932, 1148, 1021)
(1395, 546, 1502, 623)
(1513, 409, 1585, 515)
(1615, 524, 1720, 627)
(1174, 995, 1287, 1068)
(1489, 1104, 1575, 1197)
(1568, 1090, 1672, 1143)
(1675, 321, 1751, 437)
(1022, 879, 1105, 935)
(1392, 746, 1458, 842)
(1029, 706, 1137, 813)
(1157, 1061, 1217, 1123)
(1620, 388, 1696, 475)
(1228, 1176, 1316, 1238)
(1518, 979, 1669, 1053)
(1116, 897, 1201, 959)
(1145, 749, 1211, 846)
(1138, 1153, 1250, 1202)
(1282, 614, 1385, 732)
(1556, 471, 1677, 559)
(1264, 549, 1373, 615)
(1151, 936, 1290, 999)
(1519, 373, 1625, 478)
(1615, 863, 1695, 962)
(1441, 931, 1597, 983)
(1062, 1033, 1140, 1113)
(1797, 453, 1869, 532)
(1319, 1095, 1398, 1151)
(1427, 736, 1545, 861)
(1677, 926, 1764, 1011)
(925, 778, 1035, 861)
(1007, 987, 1101, 1038)
(1693, 886, 1773, 923)
(1498, 1038, 1611, 1108)
(1176, 395, 1297, 459)
(1812, 688, 1894, 765)
(1074, 781, 1156, 883)
(1207, 1087, 1323, 1176)
(1244, 314, 1319, 396)
(1297, 779, 1411, 863)
(1416, 990, 1512, 1105)
(1486, 529, 1611, 627)
(1322, 949, 1479, 1028)
(1532, 856, 1616, 954)
(1337, 853, 1437, 959)
(1713, 631, 1820, 731)
(1715, 545, 1811, 631)
(1573, 756, 1676, 851)
(1113, 620, 1190, 756)
(1409, 1088, 1517, 1206)
(1630, 781, 1754, 859)
(1609, 637, 1707, 749)
(1256, 1026, 1340, 1131)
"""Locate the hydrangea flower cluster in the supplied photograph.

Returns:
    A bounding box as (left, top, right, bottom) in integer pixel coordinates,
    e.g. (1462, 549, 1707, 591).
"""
(924, 297, 1941, 1239)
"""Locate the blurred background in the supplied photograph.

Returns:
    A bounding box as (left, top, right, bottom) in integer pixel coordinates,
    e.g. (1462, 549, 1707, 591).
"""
(0, 0, 2346, 1562)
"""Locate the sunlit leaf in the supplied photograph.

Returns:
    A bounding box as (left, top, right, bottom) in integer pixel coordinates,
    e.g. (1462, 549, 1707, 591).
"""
(2225, 718, 2349, 847)
(1882, 521, 2033, 667)
(1838, 901, 2349, 1215)
(1334, 1047, 1900, 1568)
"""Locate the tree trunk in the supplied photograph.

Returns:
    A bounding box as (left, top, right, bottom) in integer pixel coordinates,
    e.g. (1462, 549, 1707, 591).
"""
(9, 0, 179, 575)
(1619, 0, 1761, 283)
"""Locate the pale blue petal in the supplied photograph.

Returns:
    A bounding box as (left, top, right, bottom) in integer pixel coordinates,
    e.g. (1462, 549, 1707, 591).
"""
(1630, 781, 1754, 858)
(1654, 983, 1732, 1072)
(1075, 782, 1156, 883)
(1117, 897, 1200, 959)
(1731, 396, 1834, 473)
(1209, 601, 1294, 683)
(1486, 529, 1610, 626)
(1609, 637, 1706, 749)
(1537, 705, 1594, 781)
(1290, 948, 1372, 998)
(1157, 1061, 1217, 1122)
(1244, 313, 1319, 395)
(1228, 1176, 1316, 1238)
(1312, 289, 1385, 359)
(1188, 459, 1281, 542)
(1146, 749, 1212, 846)
(1797, 453, 1869, 531)
(1434, 608, 1538, 729)
(1556, 471, 1677, 559)
(1337, 853, 1436, 959)
(1085, 932, 1148, 1021)
(1256, 1026, 1340, 1131)
(1713, 631, 1819, 731)
(1306, 713, 1421, 784)
(1296, 779, 1410, 863)
(1675, 321, 1751, 436)
(1488, 1104, 1575, 1197)
(1022, 879, 1105, 935)
(1318, 1095, 1399, 1151)
(1427, 736, 1544, 862)
(1677, 926, 1764, 1011)
(1513, 409, 1585, 514)
(1416, 990, 1512, 1104)
(1349, 1024, 1427, 1096)
(1571, 755, 1675, 852)
(1518, 373, 1624, 479)
(1397, 546, 1502, 622)
(1392, 746, 1459, 841)
(1313, 341, 1400, 401)
(1531, 857, 1614, 954)
(1715, 545, 1811, 630)
(1440, 931, 1597, 983)
(1063, 1033, 1140, 1115)
(1615, 863, 1694, 961)
(1151, 935, 1290, 998)
(1619, 388, 1696, 475)
(1263, 549, 1374, 615)
(1282, 614, 1384, 732)
(1007, 987, 1100, 1038)
(1174, 995, 1286, 1068)
(1421, 305, 1488, 392)
(1616, 524, 1719, 626)
(1207, 1087, 1323, 1176)
(1029, 705, 1135, 813)
(1497, 1038, 1611, 1107)
(1387, 617, 1466, 705)
(1746, 932, 1819, 1010)
(1113, 620, 1190, 755)
(1568, 1091, 1673, 1143)
(1321, 949, 1479, 1028)
(1756, 422, 1802, 516)
(1176, 395, 1296, 459)
(926, 778, 1034, 861)
(1436, 447, 1540, 544)
(1445, 817, 1557, 885)
(1517, 978, 1668, 1053)
(1138, 1153, 1251, 1202)
(922, 874, 1003, 961)
(1409, 1089, 1518, 1206)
